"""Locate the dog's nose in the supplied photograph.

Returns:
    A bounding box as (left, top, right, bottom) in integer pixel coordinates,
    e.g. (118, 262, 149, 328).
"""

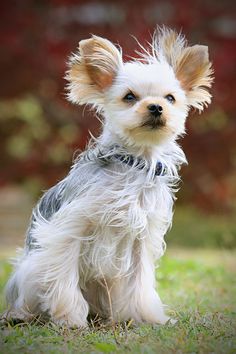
(147, 104, 163, 117)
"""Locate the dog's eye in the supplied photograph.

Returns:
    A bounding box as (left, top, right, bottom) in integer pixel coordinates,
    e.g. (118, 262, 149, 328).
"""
(123, 92, 137, 102)
(165, 94, 175, 104)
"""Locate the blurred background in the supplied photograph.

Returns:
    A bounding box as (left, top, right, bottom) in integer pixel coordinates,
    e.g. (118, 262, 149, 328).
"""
(0, 0, 236, 252)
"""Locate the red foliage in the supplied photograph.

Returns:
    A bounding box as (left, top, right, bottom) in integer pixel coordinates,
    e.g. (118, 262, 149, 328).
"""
(0, 0, 236, 212)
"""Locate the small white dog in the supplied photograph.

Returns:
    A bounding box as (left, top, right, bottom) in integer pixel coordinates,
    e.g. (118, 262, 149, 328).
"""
(4, 27, 213, 327)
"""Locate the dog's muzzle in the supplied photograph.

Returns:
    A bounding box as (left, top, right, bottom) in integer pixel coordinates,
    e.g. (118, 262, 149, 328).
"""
(142, 104, 165, 129)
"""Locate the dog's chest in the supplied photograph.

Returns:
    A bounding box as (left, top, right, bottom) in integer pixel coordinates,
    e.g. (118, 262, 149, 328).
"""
(80, 173, 174, 279)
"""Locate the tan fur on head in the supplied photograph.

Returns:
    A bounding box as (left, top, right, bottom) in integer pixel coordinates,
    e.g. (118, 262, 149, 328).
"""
(151, 27, 214, 111)
(66, 36, 122, 106)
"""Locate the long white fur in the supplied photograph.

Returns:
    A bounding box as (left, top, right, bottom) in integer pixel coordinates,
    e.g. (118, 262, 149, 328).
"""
(4, 27, 212, 327)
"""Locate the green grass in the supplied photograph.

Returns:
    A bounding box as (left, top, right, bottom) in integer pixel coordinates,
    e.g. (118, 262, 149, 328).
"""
(168, 207, 236, 248)
(0, 250, 235, 354)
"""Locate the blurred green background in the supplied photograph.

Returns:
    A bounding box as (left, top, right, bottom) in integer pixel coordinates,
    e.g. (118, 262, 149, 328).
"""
(0, 0, 236, 251)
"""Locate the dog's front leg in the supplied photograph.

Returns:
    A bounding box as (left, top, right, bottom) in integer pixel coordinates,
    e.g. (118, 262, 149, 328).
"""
(111, 242, 169, 325)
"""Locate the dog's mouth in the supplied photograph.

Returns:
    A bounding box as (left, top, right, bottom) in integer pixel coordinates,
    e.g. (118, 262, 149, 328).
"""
(141, 117, 166, 130)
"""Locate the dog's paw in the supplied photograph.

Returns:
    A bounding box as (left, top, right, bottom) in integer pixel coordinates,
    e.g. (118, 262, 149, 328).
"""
(167, 317, 178, 325)
(50, 315, 88, 329)
(0, 309, 34, 326)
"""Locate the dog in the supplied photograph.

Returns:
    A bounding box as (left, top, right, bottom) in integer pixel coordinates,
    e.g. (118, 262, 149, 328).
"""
(4, 27, 213, 327)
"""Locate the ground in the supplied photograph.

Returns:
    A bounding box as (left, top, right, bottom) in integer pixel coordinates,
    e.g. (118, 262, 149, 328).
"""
(0, 188, 235, 353)
(0, 249, 235, 354)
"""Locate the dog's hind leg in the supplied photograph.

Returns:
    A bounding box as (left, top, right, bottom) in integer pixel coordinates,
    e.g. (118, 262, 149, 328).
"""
(5, 206, 89, 328)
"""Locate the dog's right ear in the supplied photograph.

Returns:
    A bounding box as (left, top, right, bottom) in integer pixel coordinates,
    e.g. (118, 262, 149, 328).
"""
(66, 36, 123, 106)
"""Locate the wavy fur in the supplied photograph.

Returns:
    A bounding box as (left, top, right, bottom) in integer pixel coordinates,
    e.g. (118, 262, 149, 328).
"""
(4, 27, 212, 327)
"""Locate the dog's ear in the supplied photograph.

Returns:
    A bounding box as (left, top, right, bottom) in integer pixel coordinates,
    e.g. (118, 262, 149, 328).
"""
(175, 45, 213, 111)
(152, 27, 214, 111)
(66, 36, 123, 106)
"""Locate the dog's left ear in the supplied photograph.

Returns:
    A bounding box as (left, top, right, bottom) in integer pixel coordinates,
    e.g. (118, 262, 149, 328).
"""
(175, 45, 214, 111)
(153, 28, 214, 111)
(66, 36, 123, 106)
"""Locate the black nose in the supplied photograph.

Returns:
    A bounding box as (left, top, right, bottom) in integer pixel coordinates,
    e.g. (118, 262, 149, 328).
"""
(147, 104, 163, 117)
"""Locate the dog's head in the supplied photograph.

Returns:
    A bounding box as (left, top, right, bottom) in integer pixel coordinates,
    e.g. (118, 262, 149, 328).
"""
(66, 27, 213, 147)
